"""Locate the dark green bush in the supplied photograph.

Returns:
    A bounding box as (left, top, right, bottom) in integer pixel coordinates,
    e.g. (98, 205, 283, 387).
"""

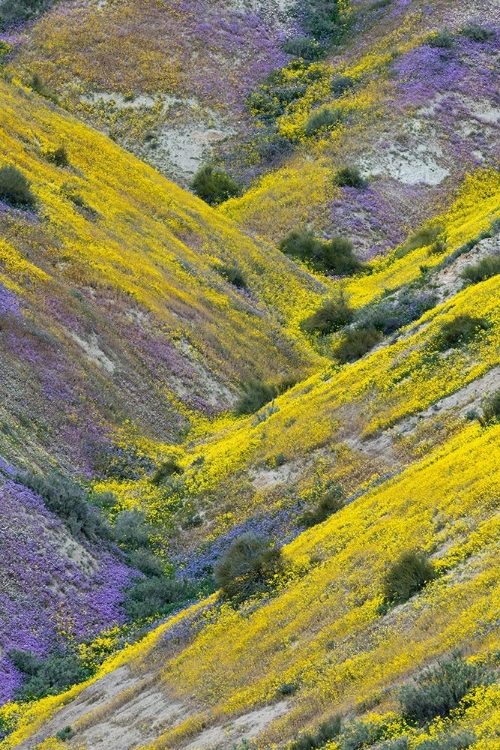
(44, 145, 69, 167)
(302, 0, 341, 41)
(0, 0, 51, 25)
(280, 229, 362, 276)
(290, 716, 341, 750)
(480, 389, 500, 426)
(114, 509, 151, 550)
(277, 681, 298, 696)
(460, 24, 495, 43)
(280, 228, 322, 260)
(416, 729, 476, 750)
(333, 166, 366, 189)
(151, 458, 183, 485)
(436, 315, 489, 351)
(383, 550, 436, 604)
(19, 471, 109, 541)
(191, 165, 240, 206)
(282, 36, 324, 60)
(334, 326, 382, 363)
(339, 719, 387, 750)
(124, 575, 193, 620)
(304, 107, 343, 136)
(299, 484, 344, 527)
(461, 255, 500, 285)
(128, 549, 164, 577)
(234, 379, 277, 416)
(301, 295, 354, 335)
(399, 652, 494, 725)
(55, 726, 74, 742)
(214, 533, 283, 600)
(331, 74, 354, 97)
(396, 225, 444, 258)
(0, 165, 35, 208)
(358, 289, 437, 335)
(30, 72, 58, 103)
(10, 649, 92, 702)
(426, 28, 454, 48)
(219, 263, 247, 289)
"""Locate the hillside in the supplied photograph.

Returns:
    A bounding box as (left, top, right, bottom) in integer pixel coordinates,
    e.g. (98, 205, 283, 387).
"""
(0, 0, 499, 749)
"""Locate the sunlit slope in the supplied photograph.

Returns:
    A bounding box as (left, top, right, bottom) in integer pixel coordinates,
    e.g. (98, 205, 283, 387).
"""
(0, 78, 324, 472)
(6, 422, 500, 749)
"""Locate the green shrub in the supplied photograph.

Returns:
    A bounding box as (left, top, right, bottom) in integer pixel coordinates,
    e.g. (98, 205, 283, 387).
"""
(290, 716, 341, 750)
(10, 649, 92, 702)
(436, 315, 489, 351)
(301, 295, 354, 335)
(19, 471, 109, 541)
(280, 228, 323, 261)
(426, 28, 454, 48)
(219, 263, 247, 289)
(480, 389, 500, 426)
(334, 326, 382, 363)
(128, 549, 164, 577)
(0, 0, 51, 25)
(461, 255, 500, 285)
(302, 0, 341, 41)
(55, 726, 74, 741)
(333, 166, 366, 189)
(299, 484, 344, 527)
(280, 229, 362, 275)
(124, 575, 193, 620)
(282, 36, 324, 60)
(331, 74, 354, 97)
(277, 682, 298, 696)
(304, 107, 343, 136)
(396, 225, 444, 258)
(399, 652, 494, 725)
(151, 458, 184, 485)
(460, 24, 495, 43)
(383, 550, 436, 604)
(0, 165, 35, 208)
(114, 509, 151, 549)
(191, 165, 240, 206)
(30, 72, 58, 103)
(44, 145, 69, 167)
(234, 379, 277, 415)
(359, 289, 437, 335)
(214, 533, 283, 600)
(416, 729, 476, 750)
(339, 719, 386, 749)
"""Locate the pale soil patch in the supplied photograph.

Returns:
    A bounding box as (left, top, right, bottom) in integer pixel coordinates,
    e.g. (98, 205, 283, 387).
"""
(431, 234, 500, 304)
(251, 460, 302, 490)
(69, 332, 116, 374)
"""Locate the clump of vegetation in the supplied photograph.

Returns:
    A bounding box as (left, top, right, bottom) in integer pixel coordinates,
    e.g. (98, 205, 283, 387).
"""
(460, 24, 495, 43)
(304, 107, 343, 137)
(0, 0, 52, 25)
(426, 28, 454, 48)
(18, 471, 110, 541)
(234, 379, 278, 416)
(290, 716, 341, 750)
(383, 550, 436, 605)
(299, 484, 344, 527)
(218, 263, 247, 289)
(214, 533, 284, 600)
(151, 458, 184, 485)
(461, 255, 500, 285)
(114, 509, 151, 550)
(9, 648, 93, 702)
(282, 36, 324, 60)
(399, 652, 494, 724)
(29, 73, 58, 103)
(436, 314, 489, 351)
(280, 228, 363, 276)
(333, 166, 366, 189)
(358, 288, 437, 335)
(55, 726, 74, 742)
(301, 294, 354, 335)
(44, 145, 69, 167)
(124, 575, 196, 620)
(331, 74, 354, 97)
(339, 718, 388, 750)
(191, 165, 240, 206)
(416, 730, 476, 750)
(480, 389, 500, 426)
(334, 326, 382, 363)
(396, 225, 444, 258)
(0, 165, 36, 208)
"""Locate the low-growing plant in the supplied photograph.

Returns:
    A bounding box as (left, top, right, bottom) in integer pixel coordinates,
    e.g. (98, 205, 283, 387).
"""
(214, 533, 284, 600)
(9, 649, 93, 701)
(339, 718, 387, 750)
(416, 729, 476, 750)
(151, 458, 184, 485)
(124, 575, 194, 620)
(480, 389, 500, 426)
(399, 652, 494, 724)
(30, 72, 58, 103)
(396, 225, 444, 258)
(305, 107, 343, 136)
(0, 165, 35, 208)
(234, 379, 277, 416)
(436, 314, 489, 351)
(0, 0, 52, 25)
(461, 255, 500, 285)
(277, 681, 298, 696)
(280, 229, 362, 275)
(299, 484, 344, 527)
(383, 550, 436, 604)
(290, 716, 341, 750)
(44, 145, 69, 167)
(426, 28, 454, 48)
(331, 74, 354, 97)
(219, 263, 247, 289)
(333, 166, 366, 189)
(282, 36, 324, 60)
(334, 326, 382, 363)
(114, 509, 152, 549)
(128, 549, 164, 577)
(191, 165, 240, 206)
(301, 294, 354, 335)
(55, 726, 74, 741)
(358, 288, 437, 335)
(460, 24, 495, 43)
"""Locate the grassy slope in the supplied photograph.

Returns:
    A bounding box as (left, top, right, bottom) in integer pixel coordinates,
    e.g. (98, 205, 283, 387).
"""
(0, 76, 326, 474)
